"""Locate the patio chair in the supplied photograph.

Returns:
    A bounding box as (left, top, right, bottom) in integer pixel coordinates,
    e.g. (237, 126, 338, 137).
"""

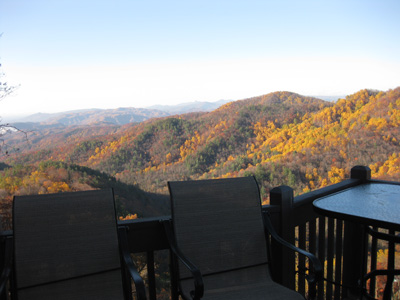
(0, 189, 146, 300)
(164, 176, 322, 300)
(360, 227, 400, 300)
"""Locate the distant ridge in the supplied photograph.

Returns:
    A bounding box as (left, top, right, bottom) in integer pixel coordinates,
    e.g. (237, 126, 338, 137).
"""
(12, 100, 231, 126)
(147, 99, 231, 114)
(16, 107, 170, 126)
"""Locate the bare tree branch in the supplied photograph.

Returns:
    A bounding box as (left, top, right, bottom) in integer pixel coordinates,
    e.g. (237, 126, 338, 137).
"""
(1, 45, 23, 154)
(0, 123, 29, 156)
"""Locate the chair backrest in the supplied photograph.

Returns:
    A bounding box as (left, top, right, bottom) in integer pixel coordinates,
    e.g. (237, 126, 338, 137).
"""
(13, 189, 125, 300)
(168, 176, 269, 280)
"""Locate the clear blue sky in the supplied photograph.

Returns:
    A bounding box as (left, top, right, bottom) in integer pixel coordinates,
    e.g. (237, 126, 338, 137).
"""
(1, 0, 399, 119)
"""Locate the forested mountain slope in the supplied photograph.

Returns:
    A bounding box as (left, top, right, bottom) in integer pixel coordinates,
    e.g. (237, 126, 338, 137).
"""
(0, 161, 169, 229)
(2, 88, 399, 216)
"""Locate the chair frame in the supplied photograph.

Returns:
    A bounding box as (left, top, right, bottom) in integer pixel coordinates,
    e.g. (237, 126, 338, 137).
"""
(119, 226, 148, 300)
(360, 226, 400, 300)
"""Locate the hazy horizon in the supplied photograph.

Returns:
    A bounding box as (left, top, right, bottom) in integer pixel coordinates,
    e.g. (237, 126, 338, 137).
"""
(1, 92, 350, 123)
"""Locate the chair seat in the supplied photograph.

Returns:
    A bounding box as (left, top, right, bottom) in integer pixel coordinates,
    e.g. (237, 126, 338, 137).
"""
(180, 265, 304, 300)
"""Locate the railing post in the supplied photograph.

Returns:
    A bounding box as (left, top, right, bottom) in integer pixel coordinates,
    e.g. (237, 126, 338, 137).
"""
(0, 237, 5, 300)
(350, 165, 371, 182)
(342, 166, 371, 298)
(270, 185, 296, 289)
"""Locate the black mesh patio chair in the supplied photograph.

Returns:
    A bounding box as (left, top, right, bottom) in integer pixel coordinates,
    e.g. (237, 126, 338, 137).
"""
(360, 227, 400, 300)
(0, 189, 146, 300)
(164, 176, 322, 300)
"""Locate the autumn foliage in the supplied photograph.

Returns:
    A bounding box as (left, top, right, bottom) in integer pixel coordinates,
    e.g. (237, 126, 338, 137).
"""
(1, 88, 400, 219)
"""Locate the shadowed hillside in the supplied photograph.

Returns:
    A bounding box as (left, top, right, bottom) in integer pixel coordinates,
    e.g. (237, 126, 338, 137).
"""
(0, 161, 169, 229)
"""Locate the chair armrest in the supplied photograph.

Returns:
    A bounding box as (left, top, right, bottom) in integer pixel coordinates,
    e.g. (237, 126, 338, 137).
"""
(263, 212, 322, 297)
(366, 226, 400, 243)
(361, 269, 400, 300)
(0, 236, 13, 295)
(118, 226, 147, 300)
(162, 220, 204, 300)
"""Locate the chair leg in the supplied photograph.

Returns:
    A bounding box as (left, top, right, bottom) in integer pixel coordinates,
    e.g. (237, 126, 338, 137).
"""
(307, 281, 317, 300)
(169, 250, 179, 300)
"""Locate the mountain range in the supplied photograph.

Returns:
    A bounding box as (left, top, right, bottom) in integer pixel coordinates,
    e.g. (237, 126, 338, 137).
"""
(1, 88, 399, 223)
(11, 99, 232, 127)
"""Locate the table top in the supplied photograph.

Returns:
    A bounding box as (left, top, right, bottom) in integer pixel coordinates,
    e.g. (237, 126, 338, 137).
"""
(313, 182, 400, 230)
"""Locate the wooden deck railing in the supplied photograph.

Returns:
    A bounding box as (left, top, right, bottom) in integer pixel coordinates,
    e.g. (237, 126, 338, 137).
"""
(1, 166, 399, 300)
(270, 166, 400, 299)
(269, 166, 371, 299)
